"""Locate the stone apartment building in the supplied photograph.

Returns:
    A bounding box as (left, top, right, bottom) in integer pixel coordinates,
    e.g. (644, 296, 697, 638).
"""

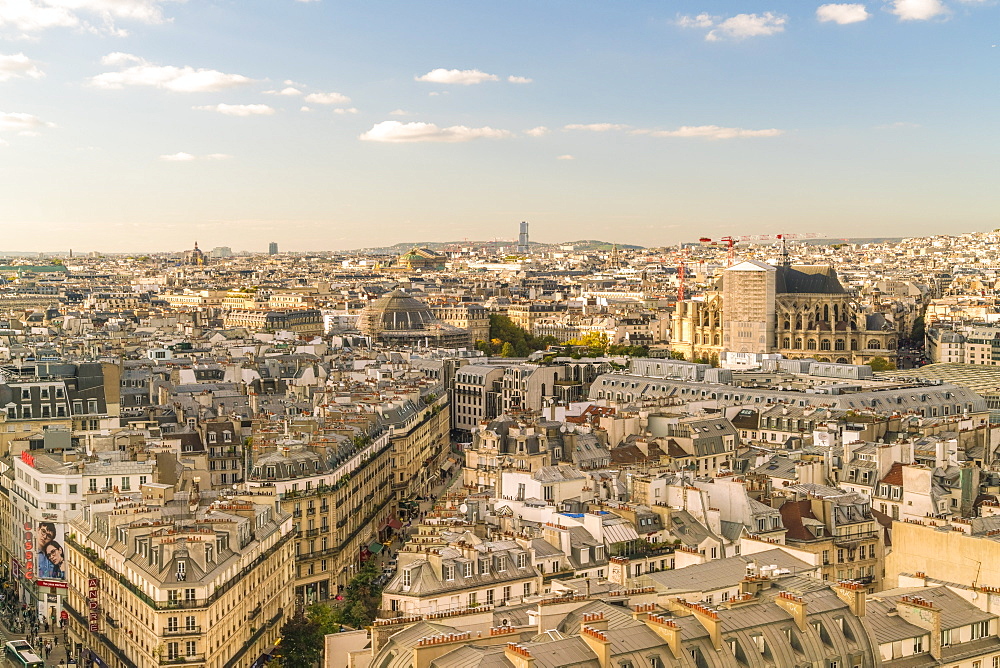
(66, 486, 294, 668)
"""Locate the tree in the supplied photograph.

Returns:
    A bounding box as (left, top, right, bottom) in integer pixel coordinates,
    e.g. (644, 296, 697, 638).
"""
(868, 357, 896, 372)
(669, 351, 687, 360)
(500, 341, 516, 357)
(278, 608, 323, 668)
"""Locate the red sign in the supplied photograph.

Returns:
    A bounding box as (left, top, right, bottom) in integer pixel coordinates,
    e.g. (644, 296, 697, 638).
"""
(87, 578, 100, 633)
(60, 611, 68, 620)
(20, 451, 35, 468)
(36, 579, 68, 589)
(22, 523, 33, 581)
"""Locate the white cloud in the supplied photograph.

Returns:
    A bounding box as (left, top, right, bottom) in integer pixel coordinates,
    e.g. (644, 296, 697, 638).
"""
(676, 12, 716, 28)
(359, 120, 511, 143)
(707, 12, 787, 40)
(388, 109, 411, 116)
(564, 123, 628, 132)
(415, 68, 498, 85)
(890, 0, 948, 20)
(647, 125, 783, 139)
(0, 0, 77, 31)
(508, 75, 532, 84)
(90, 53, 254, 92)
(816, 3, 870, 23)
(0, 53, 44, 81)
(160, 152, 231, 161)
(333, 107, 358, 115)
(303, 91, 350, 105)
(264, 86, 302, 96)
(0, 110, 52, 132)
(679, 11, 787, 41)
(299, 106, 311, 112)
(194, 103, 275, 116)
(525, 126, 549, 137)
(0, 0, 173, 35)
(556, 154, 574, 160)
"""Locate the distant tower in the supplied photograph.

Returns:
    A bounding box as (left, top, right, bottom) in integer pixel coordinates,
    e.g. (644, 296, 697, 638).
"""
(516, 221, 530, 254)
(268, 242, 278, 255)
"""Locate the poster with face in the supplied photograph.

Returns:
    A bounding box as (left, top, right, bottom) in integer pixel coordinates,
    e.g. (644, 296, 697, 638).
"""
(35, 521, 65, 581)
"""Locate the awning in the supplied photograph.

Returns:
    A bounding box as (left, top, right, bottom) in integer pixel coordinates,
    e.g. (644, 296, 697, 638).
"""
(368, 541, 384, 554)
(388, 518, 404, 530)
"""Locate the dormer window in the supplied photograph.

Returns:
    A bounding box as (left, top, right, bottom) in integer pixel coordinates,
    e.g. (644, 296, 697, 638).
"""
(208, 432, 217, 444)
(517, 553, 527, 569)
(176, 560, 187, 581)
(444, 564, 455, 581)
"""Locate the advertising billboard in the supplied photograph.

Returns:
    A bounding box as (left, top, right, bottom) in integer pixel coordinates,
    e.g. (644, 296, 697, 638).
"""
(33, 521, 65, 582)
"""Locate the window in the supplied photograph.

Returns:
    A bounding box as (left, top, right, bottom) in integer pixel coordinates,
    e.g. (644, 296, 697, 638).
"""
(913, 636, 923, 653)
(463, 562, 473, 578)
(517, 553, 527, 568)
(185, 641, 196, 657)
(402, 569, 411, 587)
(444, 565, 455, 581)
(523, 582, 531, 597)
(184, 588, 195, 602)
(167, 643, 179, 660)
(486, 589, 494, 604)
(502, 586, 511, 602)
(167, 617, 178, 632)
(973, 621, 990, 640)
(168, 590, 179, 603)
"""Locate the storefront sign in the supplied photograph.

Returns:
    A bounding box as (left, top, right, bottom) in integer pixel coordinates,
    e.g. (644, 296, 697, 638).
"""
(88, 577, 100, 633)
(36, 579, 68, 589)
(23, 523, 34, 581)
(21, 450, 36, 468)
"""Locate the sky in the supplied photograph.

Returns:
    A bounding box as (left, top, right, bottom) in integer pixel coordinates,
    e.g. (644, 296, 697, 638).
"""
(1, 0, 998, 253)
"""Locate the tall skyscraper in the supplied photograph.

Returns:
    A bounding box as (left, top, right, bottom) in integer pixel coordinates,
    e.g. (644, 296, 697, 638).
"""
(516, 221, 529, 254)
(268, 242, 278, 255)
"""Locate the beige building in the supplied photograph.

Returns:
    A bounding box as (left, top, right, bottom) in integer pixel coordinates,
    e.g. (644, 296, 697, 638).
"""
(163, 289, 227, 309)
(223, 309, 324, 335)
(672, 262, 901, 365)
(246, 428, 396, 601)
(66, 485, 294, 668)
(431, 302, 490, 345)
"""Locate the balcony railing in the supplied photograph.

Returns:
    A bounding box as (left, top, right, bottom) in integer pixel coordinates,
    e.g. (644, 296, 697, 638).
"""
(164, 626, 202, 636)
(161, 654, 205, 665)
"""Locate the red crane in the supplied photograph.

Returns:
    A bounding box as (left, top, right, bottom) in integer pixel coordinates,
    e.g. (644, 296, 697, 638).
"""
(698, 233, 820, 266)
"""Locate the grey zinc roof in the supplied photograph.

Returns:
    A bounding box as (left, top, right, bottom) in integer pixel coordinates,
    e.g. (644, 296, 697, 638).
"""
(645, 549, 813, 594)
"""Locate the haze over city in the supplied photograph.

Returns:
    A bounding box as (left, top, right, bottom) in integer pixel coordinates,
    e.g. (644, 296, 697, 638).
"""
(2, 0, 998, 251)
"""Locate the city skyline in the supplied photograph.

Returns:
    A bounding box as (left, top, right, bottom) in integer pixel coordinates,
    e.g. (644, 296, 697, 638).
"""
(1, 0, 998, 252)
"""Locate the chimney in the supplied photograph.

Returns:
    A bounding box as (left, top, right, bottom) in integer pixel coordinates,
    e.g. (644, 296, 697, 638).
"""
(504, 643, 536, 668)
(833, 581, 866, 618)
(645, 613, 682, 659)
(632, 602, 657, 622)
(580, 626, 611, 668)
(896, 595, 942, 660)
(677, 599, 721, 650)
(412, 633, 472, 668)
(740, 575, 768, 597)
(775, 591, 808, 632)
(580, 612, 608, 632)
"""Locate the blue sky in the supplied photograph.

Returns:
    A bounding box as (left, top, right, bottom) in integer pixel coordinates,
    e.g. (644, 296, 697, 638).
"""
(1, 0, 997, 252)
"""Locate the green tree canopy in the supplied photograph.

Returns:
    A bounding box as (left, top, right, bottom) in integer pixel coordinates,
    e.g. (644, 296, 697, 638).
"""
(278, 608, 323, 668)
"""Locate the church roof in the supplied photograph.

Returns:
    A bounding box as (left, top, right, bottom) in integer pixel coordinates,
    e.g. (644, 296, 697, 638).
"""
(775, 265, 846, 294)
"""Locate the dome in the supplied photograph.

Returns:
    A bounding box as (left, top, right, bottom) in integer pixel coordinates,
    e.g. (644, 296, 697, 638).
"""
(361, 289, 436, 333)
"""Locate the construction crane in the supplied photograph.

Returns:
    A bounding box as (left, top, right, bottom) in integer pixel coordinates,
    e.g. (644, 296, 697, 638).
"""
(698, 233, 820, 266)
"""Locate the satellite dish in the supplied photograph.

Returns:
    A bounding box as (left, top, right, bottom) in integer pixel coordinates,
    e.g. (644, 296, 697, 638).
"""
(460, 504, 469, 513)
